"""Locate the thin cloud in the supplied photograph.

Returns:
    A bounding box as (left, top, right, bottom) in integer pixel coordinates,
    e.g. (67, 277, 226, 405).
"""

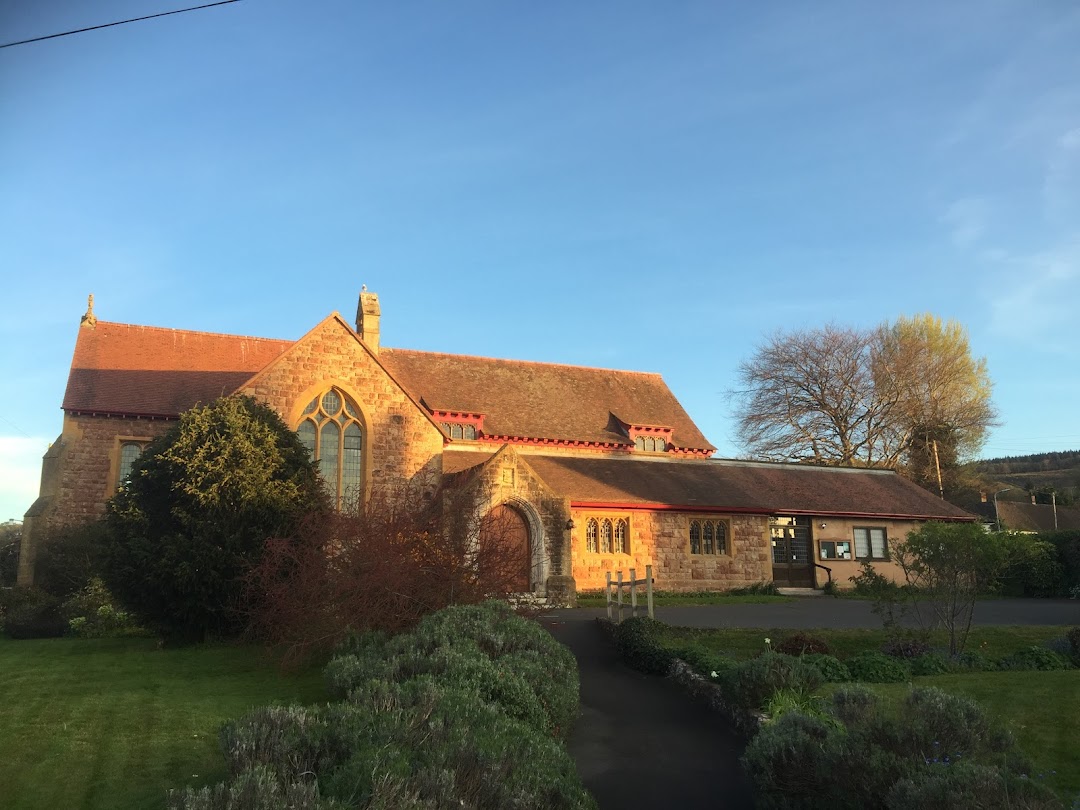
(940, 197, 990, 247)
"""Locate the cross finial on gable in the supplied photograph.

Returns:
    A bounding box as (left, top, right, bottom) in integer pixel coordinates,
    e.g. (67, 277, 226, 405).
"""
(80, 294, 97, 329)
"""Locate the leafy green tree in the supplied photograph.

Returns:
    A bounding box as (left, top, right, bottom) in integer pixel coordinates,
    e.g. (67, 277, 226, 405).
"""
(874, 314, 998, 494)
(102, 395, 327, 641)
(892, 522, 1009, 656)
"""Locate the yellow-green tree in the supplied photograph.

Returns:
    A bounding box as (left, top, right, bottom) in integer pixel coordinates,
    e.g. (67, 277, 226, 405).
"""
(874, 314, 998, 495)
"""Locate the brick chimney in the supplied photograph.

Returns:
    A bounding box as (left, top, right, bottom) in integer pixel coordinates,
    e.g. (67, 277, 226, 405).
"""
(356, 286, 380, 353)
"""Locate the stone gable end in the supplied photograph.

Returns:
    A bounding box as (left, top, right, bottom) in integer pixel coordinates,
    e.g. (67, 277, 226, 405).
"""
(240, 316, 445, 488)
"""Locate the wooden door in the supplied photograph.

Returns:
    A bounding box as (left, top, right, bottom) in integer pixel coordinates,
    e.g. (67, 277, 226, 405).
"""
(481, 504, 531, 593)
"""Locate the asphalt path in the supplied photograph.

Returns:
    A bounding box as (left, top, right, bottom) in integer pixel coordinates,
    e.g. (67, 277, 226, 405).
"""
(540, 598, 1078, 809)
(541, 614, 754, 810)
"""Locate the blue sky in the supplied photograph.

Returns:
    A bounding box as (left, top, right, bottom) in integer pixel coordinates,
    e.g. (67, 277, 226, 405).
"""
(2, 1, 1079, 521)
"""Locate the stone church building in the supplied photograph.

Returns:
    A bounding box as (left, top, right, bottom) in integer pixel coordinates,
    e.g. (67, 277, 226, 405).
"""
(18, 291, 973, 602)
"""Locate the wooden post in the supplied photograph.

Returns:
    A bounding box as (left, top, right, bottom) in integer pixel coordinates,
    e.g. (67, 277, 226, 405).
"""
(629, 567, 638, 617)
(616, 570, 624, 624)
(646, 564, 654, 619)
(605, 571, 612, 621)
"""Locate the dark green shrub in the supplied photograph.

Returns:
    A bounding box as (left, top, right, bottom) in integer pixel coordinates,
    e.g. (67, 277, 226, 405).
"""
(846, 651, 911, 683)
(910, 652, 950, 676)
(952, 650, 996, 672)
(802, 653, 850, 683)
(1066, 626, 1080, 663)
(62, 577, 143, 637)
(612, 616, 675, 675)
(167, 764, 337, 810)
(996, 646, 1071, 671)
(881, 634, 930, 659)
(32, 521, 109, 599)
(901, 688, 991, 761)
(1, 586, 66, 639)
(775, 632, 831, 656)
(0, 522, 20, 588)
(741, 711, 859, 809)
(829, 685, 882, 729)
(996, 535, 1065, 598)
(1041, 530, 1080, 596)
(886, 762, 1063, 810)
(102, 395, 328, 642)
(724, 652, 823, 712)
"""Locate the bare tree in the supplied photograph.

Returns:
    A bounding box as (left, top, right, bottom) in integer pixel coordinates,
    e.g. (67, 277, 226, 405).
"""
(733, 325, 905, 466)
(732, 315, 998, 491)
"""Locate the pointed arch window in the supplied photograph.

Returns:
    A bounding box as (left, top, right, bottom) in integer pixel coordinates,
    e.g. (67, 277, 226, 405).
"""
(689, 518, 729, 556)
(586, 518, 598, 553)
(582, 514, 631, 555)
(297, 388, 364, 509)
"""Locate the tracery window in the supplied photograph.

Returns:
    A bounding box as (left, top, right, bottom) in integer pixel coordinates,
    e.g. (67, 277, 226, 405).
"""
(440, 422, 478, 440)
(584, 516, 630, 555)
(689, 519, 729, 555)
(297, 388, 364, 509)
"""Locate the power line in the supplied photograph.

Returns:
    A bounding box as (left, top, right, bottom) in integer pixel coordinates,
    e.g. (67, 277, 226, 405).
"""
(0, 0, 243, 50)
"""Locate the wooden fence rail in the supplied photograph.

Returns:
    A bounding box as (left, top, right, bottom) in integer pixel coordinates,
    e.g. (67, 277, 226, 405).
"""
(605, 565, 654, 624)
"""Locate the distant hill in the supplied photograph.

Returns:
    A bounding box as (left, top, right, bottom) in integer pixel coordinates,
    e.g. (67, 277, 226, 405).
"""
(973, 450, 1080, 506)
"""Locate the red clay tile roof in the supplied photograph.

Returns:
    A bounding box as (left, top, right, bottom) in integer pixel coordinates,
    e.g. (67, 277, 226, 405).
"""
(63, 322, 293, 416)
(380, 349, 715, 451)
(441, 450, 975, 520)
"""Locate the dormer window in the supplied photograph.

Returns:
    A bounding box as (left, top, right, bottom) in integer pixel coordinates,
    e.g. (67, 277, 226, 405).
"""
(442, 422, 478, 440)
(624, 423, 673, 453)
(430, 409, 485, 441)
(634, 436, 667, 452)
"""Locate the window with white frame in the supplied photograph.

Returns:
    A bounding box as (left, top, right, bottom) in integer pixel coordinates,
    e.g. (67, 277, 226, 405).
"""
(853, 527, 888, 560)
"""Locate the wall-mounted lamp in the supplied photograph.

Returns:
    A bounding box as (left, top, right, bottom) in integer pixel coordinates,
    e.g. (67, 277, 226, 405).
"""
(819, 522, 827, 530)
(565, 518, 575, 531)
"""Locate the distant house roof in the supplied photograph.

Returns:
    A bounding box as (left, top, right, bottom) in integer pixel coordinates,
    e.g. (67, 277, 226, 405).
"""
(380, 348, 714, 451)
(443, 450, 976, 520)
(63, 322, 292, 417)
(995, 501, 1080, 532)
(61, 322, 715, 451)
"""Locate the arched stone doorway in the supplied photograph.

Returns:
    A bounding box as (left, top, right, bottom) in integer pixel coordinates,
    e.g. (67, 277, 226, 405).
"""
(480, 503, 532, 593)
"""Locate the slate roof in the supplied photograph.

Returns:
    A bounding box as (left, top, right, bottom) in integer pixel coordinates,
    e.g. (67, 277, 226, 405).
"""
(61, 322, 715, 452)
(442, 450, 975, 520)
(380, 348, 714, 451)
(62, 322, 292, 416)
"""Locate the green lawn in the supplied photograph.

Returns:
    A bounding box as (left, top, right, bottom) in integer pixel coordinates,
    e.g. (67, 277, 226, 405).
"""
(648, 624, 1078, 804)
(850, 671, 1080, 802)
(0, 637, 326, 810)
(653, 623, 1070, 660)
(575, 591, 793, 607)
